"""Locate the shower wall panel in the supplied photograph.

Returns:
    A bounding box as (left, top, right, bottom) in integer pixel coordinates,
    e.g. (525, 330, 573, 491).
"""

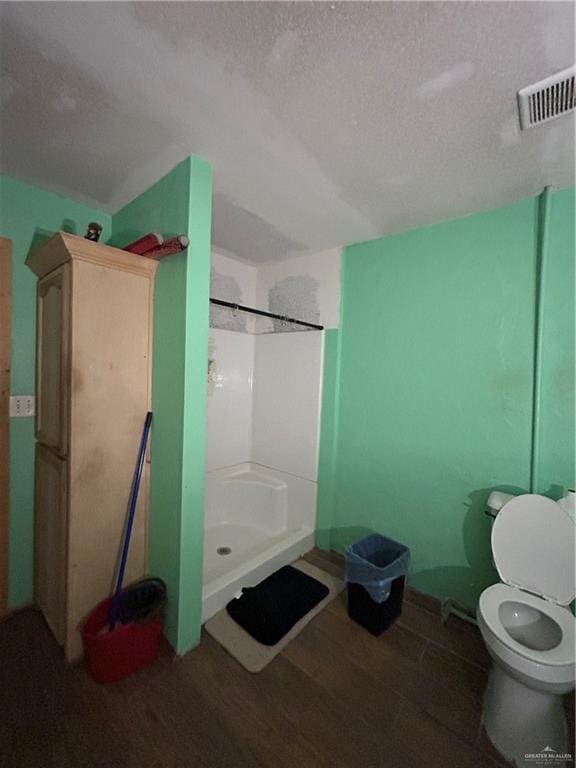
(252, 332, 323, 481)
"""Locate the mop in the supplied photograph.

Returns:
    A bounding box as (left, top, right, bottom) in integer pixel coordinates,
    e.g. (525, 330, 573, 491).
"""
(109, 411, 153, 630)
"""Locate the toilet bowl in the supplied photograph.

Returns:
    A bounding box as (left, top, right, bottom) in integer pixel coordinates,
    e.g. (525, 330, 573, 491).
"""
(477, 494, 575, 768)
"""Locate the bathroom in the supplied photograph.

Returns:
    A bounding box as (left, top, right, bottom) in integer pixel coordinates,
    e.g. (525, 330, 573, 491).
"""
(202, 246, 338, 621)
(0, 3, 575, 767)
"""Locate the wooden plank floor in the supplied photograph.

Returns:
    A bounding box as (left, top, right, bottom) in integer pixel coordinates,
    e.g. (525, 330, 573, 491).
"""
(0, 550, 521, 767)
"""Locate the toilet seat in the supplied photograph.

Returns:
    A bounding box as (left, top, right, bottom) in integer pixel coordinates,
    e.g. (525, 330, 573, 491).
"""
(491, 494, 575, 605)
(479, 583, 575, 667)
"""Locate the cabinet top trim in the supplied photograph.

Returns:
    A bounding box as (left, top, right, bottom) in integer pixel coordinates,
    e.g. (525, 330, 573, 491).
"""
(26, 232, 159, 279)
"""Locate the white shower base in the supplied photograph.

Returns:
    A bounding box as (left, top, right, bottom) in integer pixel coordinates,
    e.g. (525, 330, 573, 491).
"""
(202, 463, 316, 622)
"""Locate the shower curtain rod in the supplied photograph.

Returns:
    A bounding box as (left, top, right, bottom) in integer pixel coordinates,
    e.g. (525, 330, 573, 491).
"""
(210, 297, 324, 330)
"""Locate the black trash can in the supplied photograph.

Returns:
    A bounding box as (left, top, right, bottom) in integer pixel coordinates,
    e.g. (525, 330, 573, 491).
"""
(344, 534, 410, 636)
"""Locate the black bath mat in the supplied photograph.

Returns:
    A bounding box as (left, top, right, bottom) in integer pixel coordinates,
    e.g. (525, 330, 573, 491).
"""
(226, 565, 330, 646)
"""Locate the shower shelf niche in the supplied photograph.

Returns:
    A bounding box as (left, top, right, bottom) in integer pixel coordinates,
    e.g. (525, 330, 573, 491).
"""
(209, 297, 323, 334)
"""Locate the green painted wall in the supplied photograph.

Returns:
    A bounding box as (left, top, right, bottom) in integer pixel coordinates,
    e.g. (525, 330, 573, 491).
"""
(2, 159, 212, 656)
(178, 160, 212, 653)
(318, 191, 574, 610)
(0, 175, 111, 607)
(537, 188, 575, 496)
(3, 165, 569, 637)
(111, 156, 212, 654)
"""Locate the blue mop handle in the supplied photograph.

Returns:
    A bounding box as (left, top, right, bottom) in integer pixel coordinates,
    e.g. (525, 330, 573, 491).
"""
(109, 411, 153, 630)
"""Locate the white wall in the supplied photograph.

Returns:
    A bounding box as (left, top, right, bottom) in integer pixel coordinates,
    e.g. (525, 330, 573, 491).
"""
(252, 332, 324, 482)
(256, 248, 341, 329)
(210, 247, 257, 332)
(206, 249, 257, 471)
(206, 247, 339, 478)
(206, 329, 254, 472)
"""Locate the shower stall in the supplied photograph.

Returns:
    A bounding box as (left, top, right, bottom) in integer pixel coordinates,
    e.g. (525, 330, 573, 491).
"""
(202, 257, 324, 622)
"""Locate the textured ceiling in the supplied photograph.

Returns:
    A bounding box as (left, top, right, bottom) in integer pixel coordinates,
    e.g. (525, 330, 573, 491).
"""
(0, 1, 574, 262)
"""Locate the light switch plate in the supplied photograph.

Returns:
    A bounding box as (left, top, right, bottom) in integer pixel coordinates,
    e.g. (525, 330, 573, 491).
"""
(9, 395, 35, 418)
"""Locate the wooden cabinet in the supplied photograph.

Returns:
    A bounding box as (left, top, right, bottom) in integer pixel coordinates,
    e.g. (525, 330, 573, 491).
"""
(34, 444, 67, 645)
(27, 233, 157, 661)
(36, 265, 69, 455)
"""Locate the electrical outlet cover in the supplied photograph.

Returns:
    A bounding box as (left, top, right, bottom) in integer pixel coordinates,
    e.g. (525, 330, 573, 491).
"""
(9, 395, 36, 418)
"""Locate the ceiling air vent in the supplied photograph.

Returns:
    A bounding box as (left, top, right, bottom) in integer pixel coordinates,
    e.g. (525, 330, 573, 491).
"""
(517, 66, 575, 130)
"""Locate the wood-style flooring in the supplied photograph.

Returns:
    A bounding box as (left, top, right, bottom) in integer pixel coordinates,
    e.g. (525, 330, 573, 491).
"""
(0, 549, 538, 767)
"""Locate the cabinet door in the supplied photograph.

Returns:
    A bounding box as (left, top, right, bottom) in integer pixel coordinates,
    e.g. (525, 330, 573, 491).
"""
(36, 265, 69, 455)
(35, 444, 68, 645)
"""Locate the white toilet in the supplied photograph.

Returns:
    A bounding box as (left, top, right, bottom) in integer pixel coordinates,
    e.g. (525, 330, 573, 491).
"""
(477, 493, 575, 768)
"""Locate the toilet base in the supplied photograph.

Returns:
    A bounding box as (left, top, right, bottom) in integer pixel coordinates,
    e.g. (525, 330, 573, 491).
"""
(483, 664, 571, 767)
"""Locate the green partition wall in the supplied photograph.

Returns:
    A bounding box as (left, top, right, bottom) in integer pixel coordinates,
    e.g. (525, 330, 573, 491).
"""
(317, 189, 575, 610)
(112, 156, 212, 654)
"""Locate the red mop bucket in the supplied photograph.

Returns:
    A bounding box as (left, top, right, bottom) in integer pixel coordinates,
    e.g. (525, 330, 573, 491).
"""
(83, 414, 163, 683)
(82, 596, 163, 683)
